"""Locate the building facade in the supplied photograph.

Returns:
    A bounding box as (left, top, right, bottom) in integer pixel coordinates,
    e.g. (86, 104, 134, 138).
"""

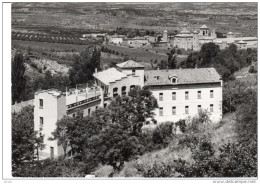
(144, 69, 222, 123)
(34, 60, 222, 159)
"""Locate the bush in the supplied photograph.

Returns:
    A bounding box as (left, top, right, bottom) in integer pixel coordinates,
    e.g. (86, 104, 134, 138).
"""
(248, 65, 257, 73)
(152, 122, 175, 148)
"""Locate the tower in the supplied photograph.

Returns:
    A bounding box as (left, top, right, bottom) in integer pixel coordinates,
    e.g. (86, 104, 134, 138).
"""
(192, 30, 200, 51)
(227, 32, 234, 44)
(162, 29, 168, 42)
(211, 29, 216, 38)
(199, 24, 209, 37)
(34, 89, 66, 159)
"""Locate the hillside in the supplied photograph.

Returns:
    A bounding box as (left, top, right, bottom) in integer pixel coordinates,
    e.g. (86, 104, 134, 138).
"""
(93, 112, 238, 177)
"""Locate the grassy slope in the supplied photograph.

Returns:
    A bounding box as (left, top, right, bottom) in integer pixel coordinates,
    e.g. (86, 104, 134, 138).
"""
(93, 113, 238, 177)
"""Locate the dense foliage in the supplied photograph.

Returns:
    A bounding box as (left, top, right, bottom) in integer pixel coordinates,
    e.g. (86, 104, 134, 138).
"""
(69, 46, 101, 86)
(180, 43, 257, 81)
(12, 52, 26, 104)
(12, 106, 44, 176)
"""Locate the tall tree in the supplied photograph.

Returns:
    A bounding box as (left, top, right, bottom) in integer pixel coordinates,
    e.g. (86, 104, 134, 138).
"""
(12, 52, 26, 104)
(69, 46, 101, 87)
(12, 106, 45, 171)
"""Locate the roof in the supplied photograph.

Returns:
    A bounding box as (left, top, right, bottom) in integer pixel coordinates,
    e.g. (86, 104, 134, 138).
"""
(144, 68, 221, 86)
(175, 28, 193, 38)
(200, 24, 209, 29)
(116, 60, 145, 69)
(193, 30, 199, 34)
(227, 32, 234, 35)
(180, 28, 191, 34)
(93, 68, 127, 85)
(237, 40, 247, 44)
(234, 37, 257, 41)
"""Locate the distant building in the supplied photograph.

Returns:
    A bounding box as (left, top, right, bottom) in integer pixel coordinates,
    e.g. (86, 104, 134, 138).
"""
(107, 34, 125, 45)
(34, 60, 223, 159)
(125, 37, 150, 48)
(171, 25, 257, 51)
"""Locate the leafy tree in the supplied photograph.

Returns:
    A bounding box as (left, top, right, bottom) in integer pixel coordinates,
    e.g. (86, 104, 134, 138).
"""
(88, 123, 144, 171)
(69, 46, 101, 87)
(12, 52, 26, 104)
(109, 86, 158, 135)
(152, 122, 175, 148)
(200, 42, 220, 65)
(12, 106, 44, 173)
(49, 116, 73, 158)
(168, 51, 177, 69)
(182, 52, 201, 68)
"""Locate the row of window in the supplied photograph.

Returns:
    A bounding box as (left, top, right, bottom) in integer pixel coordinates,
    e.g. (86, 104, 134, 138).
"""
(159, 90, 214, 101)
(39, 106, 100, 126)
(113, 85, 135, 98)
(159, 104, 214, 116)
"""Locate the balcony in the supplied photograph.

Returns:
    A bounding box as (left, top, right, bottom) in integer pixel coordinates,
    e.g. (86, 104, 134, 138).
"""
(67, 95, 101, 110)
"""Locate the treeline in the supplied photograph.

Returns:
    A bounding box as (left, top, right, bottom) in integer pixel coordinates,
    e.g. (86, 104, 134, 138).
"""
(12, 32, 102, 45)
(12, 46, 101, 104)
(179, 43, 257, 81)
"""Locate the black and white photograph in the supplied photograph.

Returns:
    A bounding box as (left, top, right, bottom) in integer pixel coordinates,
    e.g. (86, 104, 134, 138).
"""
(1, 0, 258, 182)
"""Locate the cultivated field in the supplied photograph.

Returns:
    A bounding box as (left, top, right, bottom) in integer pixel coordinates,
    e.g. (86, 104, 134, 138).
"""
(104, 44, 168, 64)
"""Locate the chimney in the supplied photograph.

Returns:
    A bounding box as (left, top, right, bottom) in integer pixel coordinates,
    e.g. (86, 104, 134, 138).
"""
(95, 68, 97, 74)
(157, 66, 160, 70)
(195, 64, 197, 69)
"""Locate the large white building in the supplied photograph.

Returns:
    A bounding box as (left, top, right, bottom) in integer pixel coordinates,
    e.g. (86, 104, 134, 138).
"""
(34, 60, 222, 159)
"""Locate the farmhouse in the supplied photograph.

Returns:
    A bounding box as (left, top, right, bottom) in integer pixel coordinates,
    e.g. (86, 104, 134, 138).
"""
(34, 60, 223, 159)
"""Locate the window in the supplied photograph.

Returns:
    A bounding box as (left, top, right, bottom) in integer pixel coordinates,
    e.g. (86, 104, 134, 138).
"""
(154, 75, 160, 80)
(121, 86, 126, 96)
(197, 91, 201, 99)
(132, 69, 136, 75)
(159, 107, 163, 116)
(88, 108, 91, 116)
(210, 90, 214, 98)
(172, 92, 176, 100)
(171, 78, 177, 83)
(104, 103, 107, 108)
(210, 104, 214, 112)
(130, 85, 135, 90)
(40, 133, 44, 142)
(198, 105, 202, 113)
(113, 87, 118, 98)
(72, 113, 75, 118)
(185, 106, 189, 114)
(96, 106, 98, 110)
(172, 106, 176, 115)
(185, 91, 189, 100)
(50, 147, 54, 159)
(39, 99, 43, 108)
(159, 93, 163, 101)
(40, 117, 43, 126)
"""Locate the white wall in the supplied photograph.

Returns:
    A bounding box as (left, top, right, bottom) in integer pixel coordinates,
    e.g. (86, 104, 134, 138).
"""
(34, 92, 66, 159)
(150, 83, 222, 124)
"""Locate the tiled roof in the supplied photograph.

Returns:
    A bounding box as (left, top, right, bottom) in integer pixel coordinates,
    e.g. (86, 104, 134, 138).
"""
(180, 28, 191, 34)
(144, 68, 221, 86)
(175, 28, 193, 37)
(200, 24, 209, 29)
(116, 60, 145, 68)
(93, 68, 127, 85)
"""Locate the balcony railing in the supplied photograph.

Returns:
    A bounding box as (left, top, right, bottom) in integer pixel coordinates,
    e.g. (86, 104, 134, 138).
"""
(67, 95, 101, 109)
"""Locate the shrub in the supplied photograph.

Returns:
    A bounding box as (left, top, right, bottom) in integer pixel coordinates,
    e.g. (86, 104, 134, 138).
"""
(248, 65, 257, 73)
